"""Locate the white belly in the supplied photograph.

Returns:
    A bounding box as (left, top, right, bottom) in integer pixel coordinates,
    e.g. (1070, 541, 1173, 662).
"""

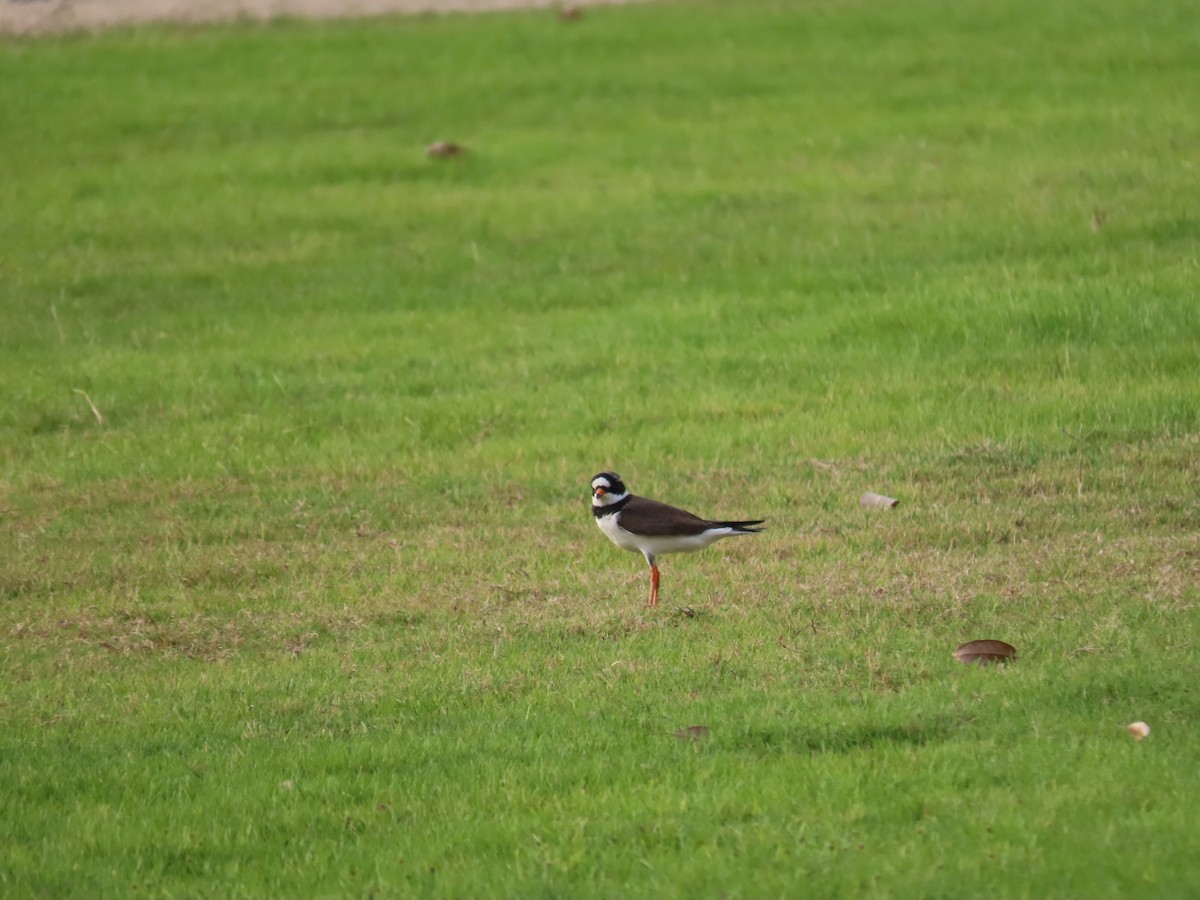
(596, 514, 733, 557)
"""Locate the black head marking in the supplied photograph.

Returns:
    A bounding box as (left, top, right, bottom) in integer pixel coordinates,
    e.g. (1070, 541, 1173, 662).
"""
(590, 471, 626, 495)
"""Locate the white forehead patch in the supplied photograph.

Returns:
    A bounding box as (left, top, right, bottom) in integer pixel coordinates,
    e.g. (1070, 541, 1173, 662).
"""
(592, 475, 612, 490)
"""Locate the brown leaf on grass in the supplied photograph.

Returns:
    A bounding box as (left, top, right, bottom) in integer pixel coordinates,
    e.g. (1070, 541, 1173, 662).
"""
(1127, 721, 1150, 741)
(674, 725, 710, 742)
(860, 491, 900, 509)
(954, 639, 1017, 666)
(1091, 209, 1108, 232)
(426, 141, 465, 159)
(558, 4, 582, 19)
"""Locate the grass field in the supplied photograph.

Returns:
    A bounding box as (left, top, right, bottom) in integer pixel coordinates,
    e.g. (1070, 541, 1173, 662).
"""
(2, 0, 1199, 896)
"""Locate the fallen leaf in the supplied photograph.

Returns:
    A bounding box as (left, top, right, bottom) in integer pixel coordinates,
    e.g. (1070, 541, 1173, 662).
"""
(426, 141, 465, 158)
(860, 491, 899, 509)
(1127, 721, 1150, 741)
(954, 639, 1017, 666)
(674, 725, 710, 742)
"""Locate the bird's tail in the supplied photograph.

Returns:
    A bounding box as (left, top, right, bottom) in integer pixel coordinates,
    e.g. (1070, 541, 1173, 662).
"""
(714, 519, 765, 534)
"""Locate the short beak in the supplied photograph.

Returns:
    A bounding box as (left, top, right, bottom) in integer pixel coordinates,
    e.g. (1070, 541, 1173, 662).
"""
(594, 487, 607, 497)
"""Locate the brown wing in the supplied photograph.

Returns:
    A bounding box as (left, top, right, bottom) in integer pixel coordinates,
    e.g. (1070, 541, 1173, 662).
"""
(617, 495, 714, 537)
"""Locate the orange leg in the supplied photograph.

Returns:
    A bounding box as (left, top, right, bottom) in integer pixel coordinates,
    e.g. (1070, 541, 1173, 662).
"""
(648, 562, 660, 607)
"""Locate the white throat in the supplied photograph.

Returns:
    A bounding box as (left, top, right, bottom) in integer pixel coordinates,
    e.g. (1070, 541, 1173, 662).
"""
(592, 490, 629, 509)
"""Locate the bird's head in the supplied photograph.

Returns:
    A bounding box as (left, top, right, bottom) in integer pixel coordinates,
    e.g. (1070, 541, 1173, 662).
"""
(590, 472, 628, 507)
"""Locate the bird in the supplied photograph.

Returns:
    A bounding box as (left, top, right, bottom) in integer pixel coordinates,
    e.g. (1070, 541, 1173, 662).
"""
(590, 471, 765, 607)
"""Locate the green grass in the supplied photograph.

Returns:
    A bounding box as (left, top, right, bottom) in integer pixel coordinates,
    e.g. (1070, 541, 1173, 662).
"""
(2, 0, 1199, 896)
